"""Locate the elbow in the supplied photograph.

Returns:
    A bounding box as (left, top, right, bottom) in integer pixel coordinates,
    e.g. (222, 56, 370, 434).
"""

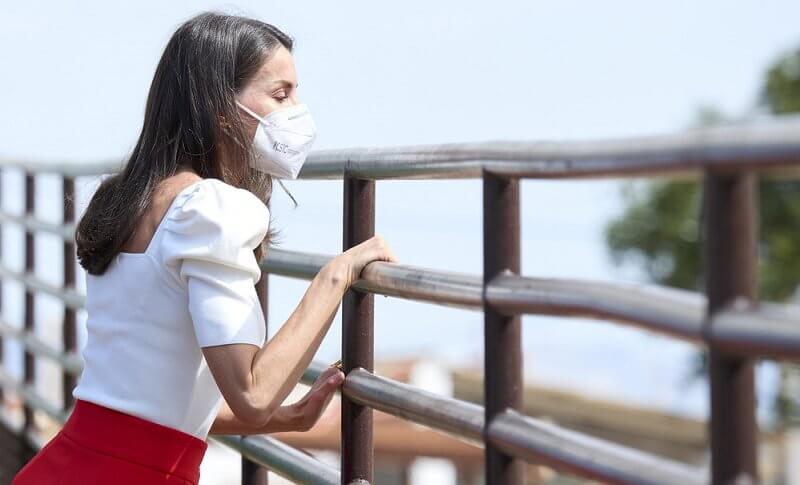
(233, 354, 279, 427)
(236, 391, 279, 428)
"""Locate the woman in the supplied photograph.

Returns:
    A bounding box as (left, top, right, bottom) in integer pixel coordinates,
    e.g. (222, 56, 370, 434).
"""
(13, 11, 397, 485)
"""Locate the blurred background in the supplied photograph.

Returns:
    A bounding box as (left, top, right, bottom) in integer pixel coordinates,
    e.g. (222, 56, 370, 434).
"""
(2, 1, 799, 483)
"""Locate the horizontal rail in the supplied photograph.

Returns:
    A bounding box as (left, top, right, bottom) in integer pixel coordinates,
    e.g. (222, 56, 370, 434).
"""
(299, 360, 332, 386)
(489, 277, 800, 360)
(343, 367, 705, 484)
(0, 367, 69, 424)
(710, 302, 800, 360)
(262, 248, 480, 310)
(0, 264, 85, 309)
(488, 409, 708, 485)
(214, 435, 340, 485)
(302, 115, 800, 180)
(0, 159, 124, 177)
(0, 320, 83, 375)
(3, 115, 800, 179)
(345, 368, 483, 443)
(0, 211, 75, 240)
(486, 272, 705, 341)
(263, 248, 800, 360)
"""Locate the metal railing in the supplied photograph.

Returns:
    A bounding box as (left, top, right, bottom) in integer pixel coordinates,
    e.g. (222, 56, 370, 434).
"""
(2, 114, 800, 484)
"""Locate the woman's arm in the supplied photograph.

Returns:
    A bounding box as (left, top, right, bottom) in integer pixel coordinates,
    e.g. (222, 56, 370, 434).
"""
(202, 236, 396, 428)
(209, 398, 300, 435)
(209, 364, 345, 435)
(202, 260, 347, 428)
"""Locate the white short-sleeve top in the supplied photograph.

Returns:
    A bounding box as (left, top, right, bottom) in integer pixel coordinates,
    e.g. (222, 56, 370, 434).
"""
(71, 177, 269, 440)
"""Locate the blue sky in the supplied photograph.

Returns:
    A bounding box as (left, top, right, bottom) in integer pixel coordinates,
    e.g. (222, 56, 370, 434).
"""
(2, 0, 799, 422)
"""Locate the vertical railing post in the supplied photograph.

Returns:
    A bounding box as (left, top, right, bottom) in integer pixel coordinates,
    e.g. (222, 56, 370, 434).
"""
(242, 271, 270, 485)
(23, 172, 35, 433)
(482, 171, 524, 484)
(703, 170, 758, 484)
(62, 176, 77, 411)
(341, 174, 375, 485)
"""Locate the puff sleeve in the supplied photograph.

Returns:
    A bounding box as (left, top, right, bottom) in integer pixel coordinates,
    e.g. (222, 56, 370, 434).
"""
(161, 179, 270, 348)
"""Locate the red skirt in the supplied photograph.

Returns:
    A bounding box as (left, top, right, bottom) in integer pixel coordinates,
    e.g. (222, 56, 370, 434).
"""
(12, 398, 208, 485)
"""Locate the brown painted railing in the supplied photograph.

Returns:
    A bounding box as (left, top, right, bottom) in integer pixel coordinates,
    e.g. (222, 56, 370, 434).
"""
(2, 115, 800, 484)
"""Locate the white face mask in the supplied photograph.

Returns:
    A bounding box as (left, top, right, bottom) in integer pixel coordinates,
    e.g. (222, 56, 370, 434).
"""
(235, 101, 317, 179)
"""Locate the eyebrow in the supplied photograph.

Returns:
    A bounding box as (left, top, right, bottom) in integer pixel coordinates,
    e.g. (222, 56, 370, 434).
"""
(270, 79, 298, 88)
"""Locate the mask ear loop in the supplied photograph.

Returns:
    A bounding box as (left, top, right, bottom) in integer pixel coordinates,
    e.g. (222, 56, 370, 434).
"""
(236, 100, 315, 137)
(235, 101, 265, 123)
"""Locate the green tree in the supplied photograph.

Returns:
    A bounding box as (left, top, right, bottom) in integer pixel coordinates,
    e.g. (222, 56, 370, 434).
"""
(604, 47, 800, 426)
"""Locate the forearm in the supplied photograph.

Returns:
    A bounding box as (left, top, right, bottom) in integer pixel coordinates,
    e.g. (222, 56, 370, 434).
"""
(247, 261, 349, 422)
(209, 399, 302, 435)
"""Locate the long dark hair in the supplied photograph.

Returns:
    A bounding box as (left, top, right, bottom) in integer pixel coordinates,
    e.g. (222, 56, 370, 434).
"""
(76, 11, 297, 275)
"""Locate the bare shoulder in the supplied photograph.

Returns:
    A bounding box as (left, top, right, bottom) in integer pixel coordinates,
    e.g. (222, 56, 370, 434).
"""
(151, 170, 204, 216)
(157, 170, 204, 198)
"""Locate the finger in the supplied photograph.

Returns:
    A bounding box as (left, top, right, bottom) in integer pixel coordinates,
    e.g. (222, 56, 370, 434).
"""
(313, 372, 334, 386)
(321, 367, 338, 380)
(309, 374, 344, 401)
(325, 369, 345, 386)
(318, 366, 344, 384)
(323, 371, 345, 390)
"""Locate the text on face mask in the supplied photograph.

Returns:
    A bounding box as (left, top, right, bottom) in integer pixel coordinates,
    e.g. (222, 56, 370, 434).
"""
(272, 141, 301, 156)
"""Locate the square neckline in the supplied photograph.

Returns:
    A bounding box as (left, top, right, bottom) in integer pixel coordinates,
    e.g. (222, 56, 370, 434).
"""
(116, 178, 210, 260)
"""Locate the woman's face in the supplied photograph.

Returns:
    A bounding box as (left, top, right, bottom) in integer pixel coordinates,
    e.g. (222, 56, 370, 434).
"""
(236, 45, 300, 139)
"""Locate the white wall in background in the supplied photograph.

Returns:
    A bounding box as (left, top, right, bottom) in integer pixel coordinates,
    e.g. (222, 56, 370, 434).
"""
(408, 359, 457, 485)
